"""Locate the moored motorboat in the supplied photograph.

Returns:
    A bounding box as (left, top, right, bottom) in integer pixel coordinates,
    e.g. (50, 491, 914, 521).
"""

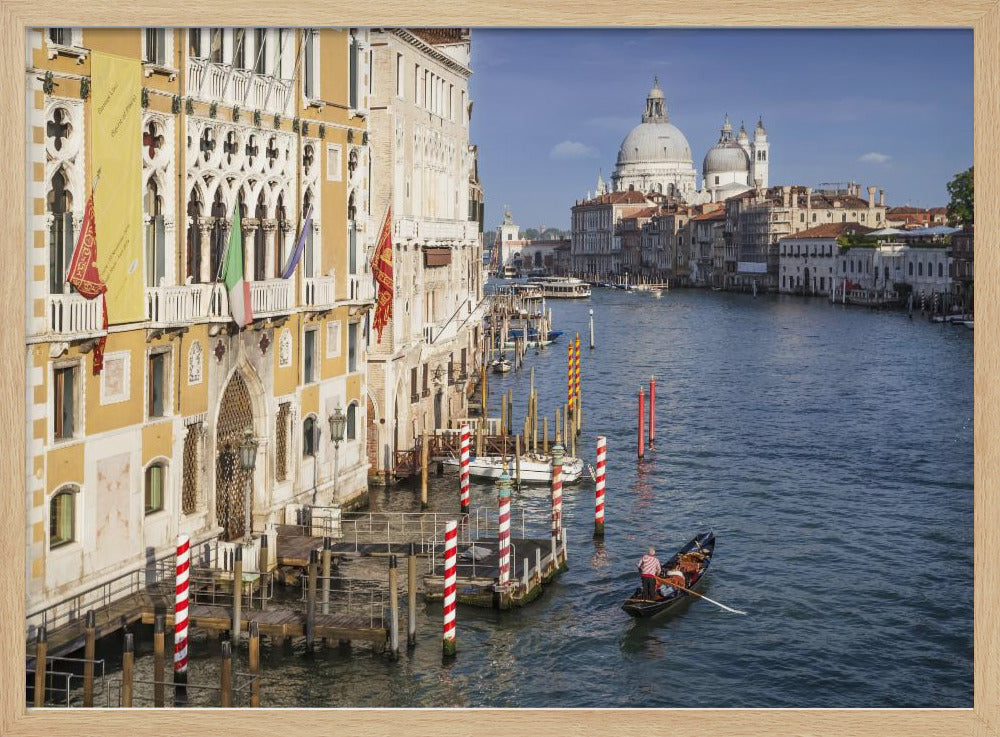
(621, 531, 716, 618)
(491, 358, 512, 373)
(441, 453, 584, 483)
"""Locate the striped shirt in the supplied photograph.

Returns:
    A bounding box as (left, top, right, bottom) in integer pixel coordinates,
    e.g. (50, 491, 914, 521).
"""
(637, 554, 661, 577)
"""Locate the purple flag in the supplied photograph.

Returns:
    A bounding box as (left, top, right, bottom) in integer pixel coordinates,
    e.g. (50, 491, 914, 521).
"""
(280, 205, 314, 279)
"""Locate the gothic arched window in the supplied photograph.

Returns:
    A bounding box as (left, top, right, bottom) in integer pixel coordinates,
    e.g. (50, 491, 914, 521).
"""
(47, 169, 74, 294)
(209, 188, 226, 279)
(187, 189, 203, 283)
(254, 190, 267, 281)
(145, 178, 165, 287)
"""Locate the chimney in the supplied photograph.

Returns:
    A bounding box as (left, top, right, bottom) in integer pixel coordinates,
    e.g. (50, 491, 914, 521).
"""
(879, 189, 885, 206)
(868, 186, 876, 210)
(782, 185, 791, 208)
(806, 187, 812, 212)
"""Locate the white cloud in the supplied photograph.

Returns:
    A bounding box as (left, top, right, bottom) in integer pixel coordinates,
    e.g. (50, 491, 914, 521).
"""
(550, 140, 600, 160)
(859, 152, 891, 164)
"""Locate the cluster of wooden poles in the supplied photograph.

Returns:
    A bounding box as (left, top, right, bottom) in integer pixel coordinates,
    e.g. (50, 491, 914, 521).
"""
(29, 613, 262, 708)
(637, 375, 657, 459)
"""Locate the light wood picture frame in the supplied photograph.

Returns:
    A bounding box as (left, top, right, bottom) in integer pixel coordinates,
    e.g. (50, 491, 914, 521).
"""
(1, 2, 996, 735)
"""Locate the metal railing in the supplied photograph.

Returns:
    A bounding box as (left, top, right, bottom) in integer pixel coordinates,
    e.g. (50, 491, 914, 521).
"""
(107, 671, 260, 708)
(25, 655, 108, 708)
(299, 575, 387, 629)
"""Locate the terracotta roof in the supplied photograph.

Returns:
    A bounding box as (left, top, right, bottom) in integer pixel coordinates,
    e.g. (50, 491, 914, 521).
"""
(888, 206, 928, 214)
(780, 222, 875, 240)
(576, 190, 650, 207)
(690, 209, 727, 222)
(928, 206, 948, 214)
(410, 28, 468, 46)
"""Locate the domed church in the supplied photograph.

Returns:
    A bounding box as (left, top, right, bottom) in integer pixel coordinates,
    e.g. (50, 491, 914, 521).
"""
(606, 79, 770, 204)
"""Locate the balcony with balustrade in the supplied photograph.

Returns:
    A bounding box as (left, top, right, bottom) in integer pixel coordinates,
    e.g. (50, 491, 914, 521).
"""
(394, 217, 479, 244)
(145, 283, 217, 327)
(45, 292, 106, 339)
(247, 279, 294, 319)
(344, 275, 376, 307)
(186, 58, 294, 117)
(302, 276, 336, 311)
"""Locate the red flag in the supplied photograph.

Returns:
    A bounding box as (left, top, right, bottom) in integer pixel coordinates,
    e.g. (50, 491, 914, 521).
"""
(66, 193, 109, 374)
(372, 206, 393, 343)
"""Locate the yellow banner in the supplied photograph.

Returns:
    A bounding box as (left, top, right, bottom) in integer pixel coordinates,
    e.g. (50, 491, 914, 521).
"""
(91, 51, 144, 325)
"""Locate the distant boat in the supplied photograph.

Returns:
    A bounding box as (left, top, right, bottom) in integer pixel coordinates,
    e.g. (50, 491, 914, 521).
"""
(528, 277, 592, 299)
(963, 320, 974, 330)
(491, 358, 512, 374)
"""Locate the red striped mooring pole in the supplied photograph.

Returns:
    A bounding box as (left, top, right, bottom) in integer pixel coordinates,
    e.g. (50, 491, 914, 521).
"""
(551, 444, 564, 542)
(174, 534, 190, 704)
(638, 387, 645, 460)
(459, 423, 471, 514)
(497, 472, 512, 587)
(442, 520, 458, 657)
(594, 436, 606, 538)
(649, 375, 656, 446)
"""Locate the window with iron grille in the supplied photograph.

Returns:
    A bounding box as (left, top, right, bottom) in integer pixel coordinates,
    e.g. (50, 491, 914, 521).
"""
(182, 423, 202, 515)
(275, 403, 290, 481)
(411, 367, 418, 403)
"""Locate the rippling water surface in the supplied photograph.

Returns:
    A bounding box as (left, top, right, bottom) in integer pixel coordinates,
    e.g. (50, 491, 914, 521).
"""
(133, 289, 974, 708)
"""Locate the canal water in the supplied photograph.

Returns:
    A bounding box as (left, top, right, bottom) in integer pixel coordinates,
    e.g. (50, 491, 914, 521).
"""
(139, 289, 974, 708)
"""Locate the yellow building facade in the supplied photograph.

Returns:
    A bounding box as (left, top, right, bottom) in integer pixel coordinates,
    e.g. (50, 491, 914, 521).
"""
(25, 27, 374, 615)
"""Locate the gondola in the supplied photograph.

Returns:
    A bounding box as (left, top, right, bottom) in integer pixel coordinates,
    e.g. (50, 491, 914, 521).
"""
(621, 531, 716, 618)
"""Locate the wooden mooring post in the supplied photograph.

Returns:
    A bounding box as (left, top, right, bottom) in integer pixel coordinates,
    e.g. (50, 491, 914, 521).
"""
(514, 434, 522, 487)
(232, 546, 243, 644)
(388, 555, 400, 659)
(259, 534, 269, 612)
(153, 613, 165, 707)
(420, 432, 429, 510)
(407, 544, 418, 648)
(83, 610, 96, 707)
(33, 626, 47, 708)
(321, 537, 332, 615)
(249, 621, 261, 707)
(543, 416, 549, 454)
(220, 640, 233, 708)
(306, 549, 318, 650)
(121, 632, 134, 708)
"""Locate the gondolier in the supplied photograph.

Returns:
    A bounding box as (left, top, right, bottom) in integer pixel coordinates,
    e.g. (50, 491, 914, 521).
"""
(637, 547, 662, 601)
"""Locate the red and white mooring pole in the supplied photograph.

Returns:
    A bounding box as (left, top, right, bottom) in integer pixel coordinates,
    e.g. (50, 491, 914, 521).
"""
(638, 387, 645, 460)
(649, 375, 656, 446)
(174, 534, 190, 701)
(594, 436, 606, 538)
(442, 520, 458, 657)
(459, 423, 471, 514)
(497, 473, 512, 587)
(551, 444, 564, 542)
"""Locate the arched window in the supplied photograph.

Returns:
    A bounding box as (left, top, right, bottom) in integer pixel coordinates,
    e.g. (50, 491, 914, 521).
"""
(145, 462, 166, 515)
(49, 486, 77, 548)
(254, 190, 267, 281)
(303, 416, 317, 457)
(346, 403, 358, 440)
(48, 169, 74, 295)
(145, 178, 165, 287)
(210, 188, 227, 278)
(187, 188, 203, 283)
(938, 262, 943, 278)
(275, 193, 287, 276)
(909, 262, 914, 276)
(302, 189, 315, 278)
(918, 262, 923, 276)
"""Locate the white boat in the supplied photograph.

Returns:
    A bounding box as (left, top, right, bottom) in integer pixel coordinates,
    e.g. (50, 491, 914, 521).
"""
(441, 453, 584, 483)
(963, 320, 974, 330)
(491, 358, 512, 374)
(528, 277, 591, 299)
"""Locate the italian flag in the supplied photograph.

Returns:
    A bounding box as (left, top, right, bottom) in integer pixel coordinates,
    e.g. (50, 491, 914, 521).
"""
(221, 204, 253, 327)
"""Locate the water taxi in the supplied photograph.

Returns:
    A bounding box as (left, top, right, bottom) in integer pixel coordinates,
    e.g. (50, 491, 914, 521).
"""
(528, 277, 591, 299)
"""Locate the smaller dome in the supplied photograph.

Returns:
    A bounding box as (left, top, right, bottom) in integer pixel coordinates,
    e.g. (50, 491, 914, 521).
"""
(737, 122, 749, 144)
(647, 76, 664, 99)
(703, 141, 749, 177)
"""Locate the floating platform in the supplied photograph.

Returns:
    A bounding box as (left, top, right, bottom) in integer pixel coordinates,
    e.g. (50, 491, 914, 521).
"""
(423, 536, 567, 609)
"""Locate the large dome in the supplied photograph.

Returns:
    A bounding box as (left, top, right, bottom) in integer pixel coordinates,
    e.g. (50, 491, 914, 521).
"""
(617, 122, 693, 166)
(703, 141, 749, 176)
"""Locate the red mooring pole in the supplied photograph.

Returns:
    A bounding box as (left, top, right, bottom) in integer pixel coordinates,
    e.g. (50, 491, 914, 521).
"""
(638, 387, 645, 460)
(649, 376, 656, 446)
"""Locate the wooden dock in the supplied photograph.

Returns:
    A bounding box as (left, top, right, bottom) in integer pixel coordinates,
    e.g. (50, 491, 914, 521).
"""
(423, 536, 567, 609)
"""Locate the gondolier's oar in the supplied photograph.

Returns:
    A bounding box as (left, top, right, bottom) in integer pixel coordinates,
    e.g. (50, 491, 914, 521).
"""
(655, 576, 747, 615)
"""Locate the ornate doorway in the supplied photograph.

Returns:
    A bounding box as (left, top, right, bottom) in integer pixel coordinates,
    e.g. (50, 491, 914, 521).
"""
(216, 373, 254, 541)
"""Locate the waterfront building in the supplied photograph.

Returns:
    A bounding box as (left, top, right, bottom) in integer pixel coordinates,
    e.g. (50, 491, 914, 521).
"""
(726, 183, 888, 291)
(779, 223, 873, 295)
(950, 226, 974, 311)
(26, 27, 372, 612)
(684, 206, 726, 285)
(570, 190, 650, 276)
(617, 206, 659, 275)
(367, 28, 484, 481)
(886, 206, 949, 229)
(832, 242, 951, 306)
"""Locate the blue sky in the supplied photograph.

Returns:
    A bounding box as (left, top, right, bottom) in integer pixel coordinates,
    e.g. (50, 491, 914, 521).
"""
(468, 29, 973, 230)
